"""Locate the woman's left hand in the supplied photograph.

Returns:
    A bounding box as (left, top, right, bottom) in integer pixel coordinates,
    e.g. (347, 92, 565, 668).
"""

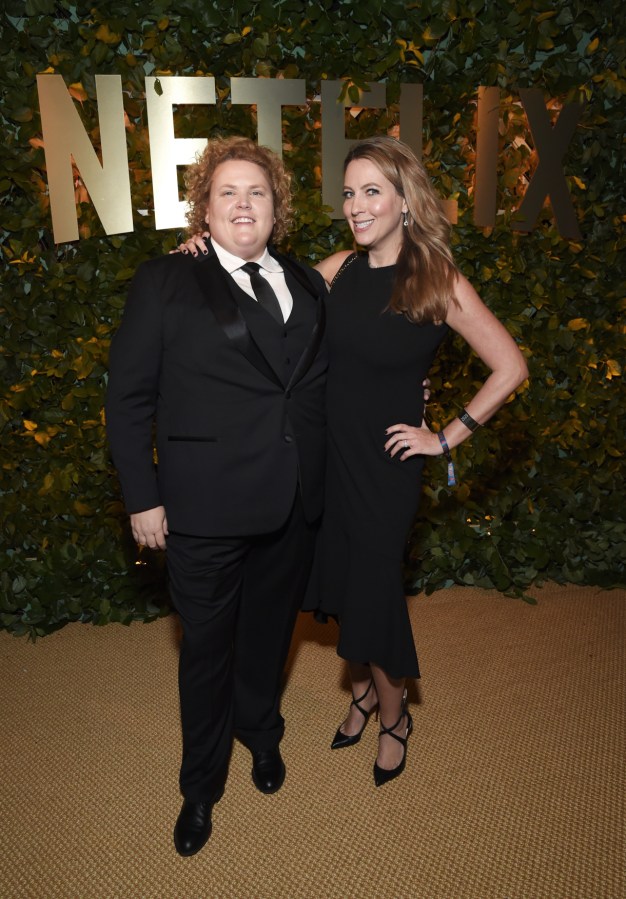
(169, 231, 210, 255)
(385, 421, 441, 460)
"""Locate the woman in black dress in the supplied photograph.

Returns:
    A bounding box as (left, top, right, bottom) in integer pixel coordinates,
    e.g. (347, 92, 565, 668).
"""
(311, 137, 528, 786)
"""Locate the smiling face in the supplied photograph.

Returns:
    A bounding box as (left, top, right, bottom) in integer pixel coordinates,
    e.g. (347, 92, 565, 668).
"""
(342, 158, 407, 264)
(204, 159, 275, 260)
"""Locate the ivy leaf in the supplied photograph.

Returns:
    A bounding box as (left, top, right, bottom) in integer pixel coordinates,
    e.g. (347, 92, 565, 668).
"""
(605, 360, 621, 379)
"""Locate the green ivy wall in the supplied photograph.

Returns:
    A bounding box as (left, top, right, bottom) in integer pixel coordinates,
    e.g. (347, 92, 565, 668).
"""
(1, 1, 624, 636)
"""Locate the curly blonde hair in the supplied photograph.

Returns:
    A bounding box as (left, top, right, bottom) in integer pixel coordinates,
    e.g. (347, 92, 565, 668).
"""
(344, 136, 459, 323)
(185, 136, 293, 244)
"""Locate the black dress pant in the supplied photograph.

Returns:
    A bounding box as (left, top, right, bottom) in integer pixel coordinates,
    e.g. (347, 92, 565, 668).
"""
(166, 493, 317, 803)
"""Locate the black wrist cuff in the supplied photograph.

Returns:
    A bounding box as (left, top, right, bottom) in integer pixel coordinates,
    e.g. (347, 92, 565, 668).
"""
(458, 409, 481, 432)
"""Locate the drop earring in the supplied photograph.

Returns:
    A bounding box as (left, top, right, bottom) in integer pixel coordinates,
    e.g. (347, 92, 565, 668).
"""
(403, 212, 409, 227)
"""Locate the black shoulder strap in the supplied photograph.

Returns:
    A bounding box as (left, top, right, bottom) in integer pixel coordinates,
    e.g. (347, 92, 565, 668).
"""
(331, 252, 358, 288)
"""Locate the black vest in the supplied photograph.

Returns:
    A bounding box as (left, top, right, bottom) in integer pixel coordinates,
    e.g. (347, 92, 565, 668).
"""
(232, 271, 318, 388)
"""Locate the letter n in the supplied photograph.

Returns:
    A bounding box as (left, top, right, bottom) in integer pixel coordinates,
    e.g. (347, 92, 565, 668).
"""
(37, 75, 132, 243)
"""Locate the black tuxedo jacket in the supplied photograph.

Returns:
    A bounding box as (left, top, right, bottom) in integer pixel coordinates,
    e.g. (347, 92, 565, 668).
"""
(106, 245, 328, 536)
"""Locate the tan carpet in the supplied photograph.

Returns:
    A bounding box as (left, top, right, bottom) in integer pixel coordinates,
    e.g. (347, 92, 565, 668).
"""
(0, 583, 623, 899)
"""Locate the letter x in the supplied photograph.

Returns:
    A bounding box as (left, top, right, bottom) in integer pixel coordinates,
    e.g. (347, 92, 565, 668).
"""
(513, 89, 584, 240)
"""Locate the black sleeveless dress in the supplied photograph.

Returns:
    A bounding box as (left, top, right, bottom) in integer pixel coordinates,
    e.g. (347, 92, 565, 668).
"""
(305, 255, 449, 679)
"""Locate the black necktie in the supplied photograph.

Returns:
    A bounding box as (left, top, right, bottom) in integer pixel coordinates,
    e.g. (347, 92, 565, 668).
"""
(240, 262, 284, 324)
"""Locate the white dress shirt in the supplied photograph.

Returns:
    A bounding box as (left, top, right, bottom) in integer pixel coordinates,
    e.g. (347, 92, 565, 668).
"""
(210, 238, 293, 322)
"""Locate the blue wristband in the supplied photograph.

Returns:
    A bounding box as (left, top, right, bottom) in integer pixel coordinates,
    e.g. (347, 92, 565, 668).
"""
(437, 430, 457, 487)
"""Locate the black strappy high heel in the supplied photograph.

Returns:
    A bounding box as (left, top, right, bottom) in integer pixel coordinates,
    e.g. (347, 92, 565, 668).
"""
(331, 680, 379, 749)
(373, 692, 413, 787)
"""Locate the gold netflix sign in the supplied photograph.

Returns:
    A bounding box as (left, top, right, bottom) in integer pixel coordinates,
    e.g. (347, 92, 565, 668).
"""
(36, 75, 584, 244)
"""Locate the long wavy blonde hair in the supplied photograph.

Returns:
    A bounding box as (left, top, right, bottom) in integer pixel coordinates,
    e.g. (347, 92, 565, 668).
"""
(344, 136, 458, 323)
(185, 136, 293, 244)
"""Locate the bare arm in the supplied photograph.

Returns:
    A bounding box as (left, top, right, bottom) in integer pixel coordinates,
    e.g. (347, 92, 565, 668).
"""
(386, 273, 529, 459)
(438, 273, 528, 446)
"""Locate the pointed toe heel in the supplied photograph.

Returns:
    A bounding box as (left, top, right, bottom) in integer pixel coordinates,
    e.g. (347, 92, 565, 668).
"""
(331, 724, 363, 749)
(373, 699, 413, 787)
(331, 680, 378, 750)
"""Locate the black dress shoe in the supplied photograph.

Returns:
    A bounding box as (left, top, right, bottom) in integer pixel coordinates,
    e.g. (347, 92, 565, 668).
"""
(251, 748, 286, 794)
(173, 800, 213, 856)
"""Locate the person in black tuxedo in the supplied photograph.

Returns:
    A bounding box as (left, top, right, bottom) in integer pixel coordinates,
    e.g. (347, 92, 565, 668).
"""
(105, 137, 327, 856)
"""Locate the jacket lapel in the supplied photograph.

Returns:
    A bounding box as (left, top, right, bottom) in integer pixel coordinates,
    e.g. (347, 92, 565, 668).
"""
(192, 245, 326, 391)
(191, 249, 284, 388)
(275, 251, 327, 391)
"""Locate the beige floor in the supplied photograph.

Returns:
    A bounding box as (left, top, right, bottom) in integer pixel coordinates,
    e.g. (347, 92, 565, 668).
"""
(0, 583, 624, 898)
